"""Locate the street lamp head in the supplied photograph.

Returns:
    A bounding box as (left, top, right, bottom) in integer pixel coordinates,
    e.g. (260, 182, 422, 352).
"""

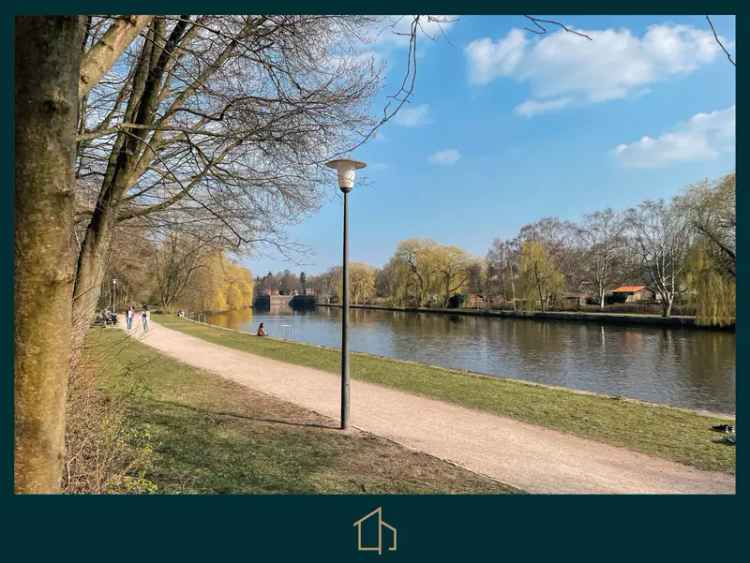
(325, 158, 367, 193)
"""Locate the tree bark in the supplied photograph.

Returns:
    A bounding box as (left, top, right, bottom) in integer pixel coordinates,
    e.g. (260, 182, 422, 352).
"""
(14, 16, 83, 493)
(79, 15, 152, 97)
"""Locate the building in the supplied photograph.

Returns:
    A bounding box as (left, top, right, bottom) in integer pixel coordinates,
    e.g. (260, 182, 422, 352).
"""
(560, 292, 592, 307)
(610, 285, 655, 303)
(464, 294, 487, 309)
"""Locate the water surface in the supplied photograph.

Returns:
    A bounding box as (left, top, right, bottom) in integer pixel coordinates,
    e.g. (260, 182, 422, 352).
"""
(206, 306, 736, 414)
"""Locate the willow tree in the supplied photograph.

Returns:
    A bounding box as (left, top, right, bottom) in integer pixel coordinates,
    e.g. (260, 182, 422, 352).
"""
(347, 263, 377, 305)
(178, 252, 253, 313)
(679, 174, 736, 326)
(385, 239, 435, 307)
(433, 245, 474, 307)
(678, 173, 736, 279)
(685, 240, 736, 327)
(518, 240, 564, 312)
(15, 16, 84, 493)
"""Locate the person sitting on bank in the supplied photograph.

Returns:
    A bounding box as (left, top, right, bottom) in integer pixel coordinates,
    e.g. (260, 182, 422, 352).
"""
(257, 322, 266, 337)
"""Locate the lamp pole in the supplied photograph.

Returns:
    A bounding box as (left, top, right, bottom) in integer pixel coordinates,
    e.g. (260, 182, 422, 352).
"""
(112, 278, 117, 311)
(325, 158, 366, 430)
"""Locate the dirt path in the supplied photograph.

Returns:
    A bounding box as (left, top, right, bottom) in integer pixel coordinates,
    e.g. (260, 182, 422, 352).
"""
(126, 321, 734, 494)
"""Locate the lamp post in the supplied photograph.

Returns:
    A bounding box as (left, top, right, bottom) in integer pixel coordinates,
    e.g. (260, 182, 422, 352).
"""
(112, 278, 118, 311)
(325, 158, 367, 430)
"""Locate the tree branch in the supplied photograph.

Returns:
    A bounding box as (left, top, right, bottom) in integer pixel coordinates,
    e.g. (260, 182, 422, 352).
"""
(523, 15, 592, 41)
(79, 15, 153, 97)
(706, 15, 735, 66)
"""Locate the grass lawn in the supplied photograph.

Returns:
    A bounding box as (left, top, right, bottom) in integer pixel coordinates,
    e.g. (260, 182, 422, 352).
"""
(88, 329, 517, 494)
(154, 314, 736, 474)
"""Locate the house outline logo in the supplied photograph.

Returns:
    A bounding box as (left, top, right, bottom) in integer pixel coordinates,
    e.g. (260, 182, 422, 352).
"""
(353, 506, 397, 554)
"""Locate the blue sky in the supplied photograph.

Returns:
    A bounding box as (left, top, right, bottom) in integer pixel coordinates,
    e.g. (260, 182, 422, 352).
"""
(243, 15, 736, 277)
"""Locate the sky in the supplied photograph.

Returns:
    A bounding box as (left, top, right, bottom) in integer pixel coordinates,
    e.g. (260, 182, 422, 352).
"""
(242, 15, 736, 277)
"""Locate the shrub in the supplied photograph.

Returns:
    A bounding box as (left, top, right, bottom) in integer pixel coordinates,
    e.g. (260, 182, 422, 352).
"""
(63, 338, 157, 494)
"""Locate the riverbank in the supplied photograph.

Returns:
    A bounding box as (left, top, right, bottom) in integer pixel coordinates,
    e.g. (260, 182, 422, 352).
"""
(154, 314, 736, 475)
(89, 328, 515, 493)
(316, 303, 734, 330)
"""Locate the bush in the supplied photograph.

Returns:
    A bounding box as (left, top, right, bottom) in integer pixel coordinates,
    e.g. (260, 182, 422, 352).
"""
(63, 338, 157, 494)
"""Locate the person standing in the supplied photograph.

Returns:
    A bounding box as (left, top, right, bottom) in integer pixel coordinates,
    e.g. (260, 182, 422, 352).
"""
(126, 305, 134, 330)
(141, 305, 149, 332)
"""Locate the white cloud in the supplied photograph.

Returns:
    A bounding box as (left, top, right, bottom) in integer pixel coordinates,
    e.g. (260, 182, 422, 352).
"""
(429, 148, 461, 165)
(613, 105, 735, 168)
(515, 97, 572, 117)
(465, 29, 527, 85)
(393, 104, 431, 127)
(465, 24, 725, 115)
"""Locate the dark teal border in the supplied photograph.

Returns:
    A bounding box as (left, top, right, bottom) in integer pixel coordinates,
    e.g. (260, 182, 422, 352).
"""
(2, 5, 743, 562)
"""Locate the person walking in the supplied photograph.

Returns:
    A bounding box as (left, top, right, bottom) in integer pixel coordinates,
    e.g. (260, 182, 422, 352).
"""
(126, 305, 134, 330)
(141, 305, 150, 332)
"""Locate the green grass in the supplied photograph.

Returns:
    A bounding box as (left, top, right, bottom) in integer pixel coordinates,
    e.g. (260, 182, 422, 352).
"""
(88, 329, 516, 494)
(154, 314, 736, 474)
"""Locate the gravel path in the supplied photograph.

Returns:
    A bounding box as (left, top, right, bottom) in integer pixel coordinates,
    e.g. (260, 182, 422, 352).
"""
(126, 320, 735, 494)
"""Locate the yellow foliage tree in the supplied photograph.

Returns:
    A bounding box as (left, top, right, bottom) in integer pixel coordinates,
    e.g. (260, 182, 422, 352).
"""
(685, 240, 736, 327)
(382, 239, 475, 307)
(518, 240, 564, 311)
(346, 263, 377, 305)
(179, 252, 254, 313)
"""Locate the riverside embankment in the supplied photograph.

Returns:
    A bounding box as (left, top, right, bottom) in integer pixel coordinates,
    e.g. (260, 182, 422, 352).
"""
(317, 303, 734, 330)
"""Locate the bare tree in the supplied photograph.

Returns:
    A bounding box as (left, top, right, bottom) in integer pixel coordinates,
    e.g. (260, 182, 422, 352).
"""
(486, 238, 518, 308)
(15, 16, 84, 493)
(152, 231, 220, 309)
(627, 201, 691, 317)
(70, 15, 392, 353)
(518, 217, 581, 291)
(578, 209, 627, 308)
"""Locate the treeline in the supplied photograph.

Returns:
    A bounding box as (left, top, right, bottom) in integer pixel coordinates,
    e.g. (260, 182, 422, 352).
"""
(266, 174, 735, 326)
(104, 232, 254, 313)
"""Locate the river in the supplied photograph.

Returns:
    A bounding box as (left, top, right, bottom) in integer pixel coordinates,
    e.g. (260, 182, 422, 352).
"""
(205, 306, 736, 414)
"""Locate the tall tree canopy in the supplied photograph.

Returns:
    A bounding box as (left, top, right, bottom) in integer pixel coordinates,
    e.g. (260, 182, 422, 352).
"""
(72, 15, 386, 349)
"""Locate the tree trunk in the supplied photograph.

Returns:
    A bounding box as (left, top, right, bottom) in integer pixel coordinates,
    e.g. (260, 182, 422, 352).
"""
(535, 263, 545, 312)
(71, 212, 117, 360)
(71, 17, 188, 356)
(14, 16, 83, 493)
(663, 295, 674, 317)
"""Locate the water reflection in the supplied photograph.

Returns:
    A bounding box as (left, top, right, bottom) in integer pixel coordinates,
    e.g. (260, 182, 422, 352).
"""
(206, 306, 736, 413)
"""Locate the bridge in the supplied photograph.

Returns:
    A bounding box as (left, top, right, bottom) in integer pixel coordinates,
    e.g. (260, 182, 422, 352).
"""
(253, 294, 317, 309)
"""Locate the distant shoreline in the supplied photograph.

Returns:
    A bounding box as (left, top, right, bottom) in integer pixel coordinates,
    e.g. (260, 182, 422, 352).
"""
(315, 303, 735, 331)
